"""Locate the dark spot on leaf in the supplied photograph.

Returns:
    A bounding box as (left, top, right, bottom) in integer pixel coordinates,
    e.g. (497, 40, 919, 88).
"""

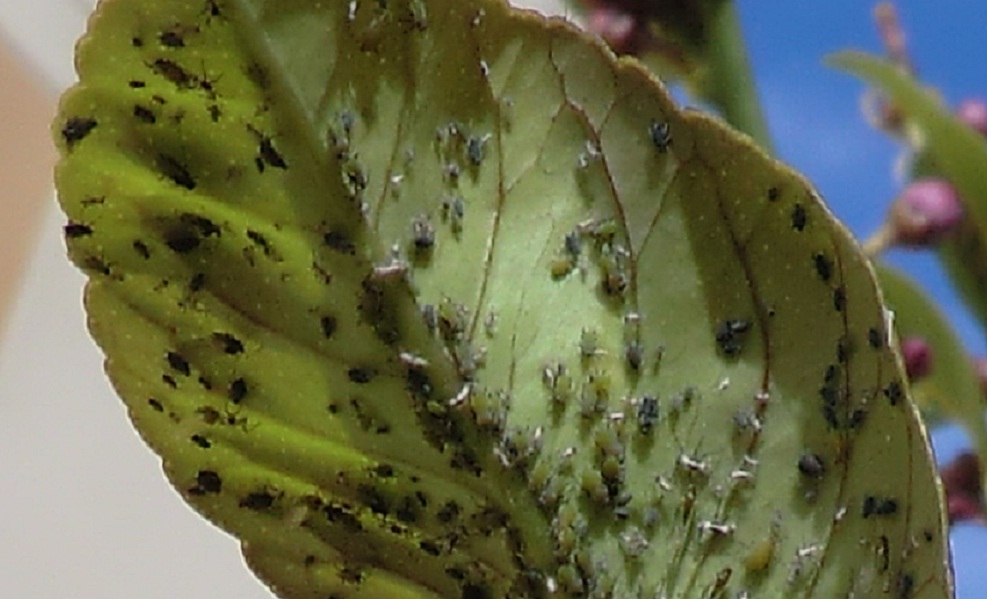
(245, 63, 270, 90)
(240, 490, 277, 511)
(833, 286, 846, 312)
(133, 105, 156, 124)
(320, 315, 337, 339)
(228, 377, 248, 403)
(132, 240, 151, 259)
(162, 374, 177, 388)
(157, 154, 196, 189)
(324, 230, 356, 254)
(128, 80, 146, 89)
(897, 573, 914, 599)
(462, 583, 492, 599)
(61, 117, 97, 147)
(813, 252, 832, 282)
(419, 540, 442, 556)
(64, 222, 93, 238)
(395, 496, 420, 523)
(373, 464, 395, 478)
(167, 351, 191, 376)
(791, 204, 807, 231)
(767, 186, 780, 201)
(191, 434, 211, 448)
(189, 272, 206, 291)
(437, 501, 460, 523)
(208, 104, 221, 121)
(190, 470, 222, 495)
(212, 332, 244, 354)
(348, 367, 376, 384)
(148, 398, 164, 412)
(357, 484, 389, 515)
(131, 37, 143, 47)
(884, 381, 903, 406)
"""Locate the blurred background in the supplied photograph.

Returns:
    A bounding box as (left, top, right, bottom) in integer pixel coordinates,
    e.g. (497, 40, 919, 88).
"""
(1, 0, 985, 596)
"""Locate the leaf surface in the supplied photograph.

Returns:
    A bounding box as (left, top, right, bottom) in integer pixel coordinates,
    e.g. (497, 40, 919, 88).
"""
(56, 2, 951, 598)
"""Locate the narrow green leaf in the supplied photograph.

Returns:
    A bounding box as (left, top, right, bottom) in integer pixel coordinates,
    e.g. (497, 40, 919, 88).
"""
(56, 2, 951, 598)
(830, 50, 987, 335)
(876, 264, 987, 501)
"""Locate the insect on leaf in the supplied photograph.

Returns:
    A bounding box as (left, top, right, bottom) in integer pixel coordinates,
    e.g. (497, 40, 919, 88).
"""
(56, 1, 952, 598)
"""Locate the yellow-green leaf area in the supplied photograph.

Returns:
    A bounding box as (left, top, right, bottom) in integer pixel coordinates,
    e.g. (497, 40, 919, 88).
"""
(56, 2, 951, 598)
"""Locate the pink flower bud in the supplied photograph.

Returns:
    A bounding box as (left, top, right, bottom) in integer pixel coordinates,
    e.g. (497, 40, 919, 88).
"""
(901, 337, 932, 380)
(888, 178, 963, 247)
(941, 452, 985, 524)
(975, 356, 987, 398)
(956, 98, 987, 137)
(587, 6, 642, 54)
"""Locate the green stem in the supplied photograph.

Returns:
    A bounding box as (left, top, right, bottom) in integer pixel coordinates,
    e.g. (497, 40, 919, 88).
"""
(701, 1, 774, 153)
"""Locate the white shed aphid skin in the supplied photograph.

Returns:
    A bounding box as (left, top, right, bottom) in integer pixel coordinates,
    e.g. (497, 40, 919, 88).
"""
(697, 519, 736, 539)
(389, 173, 404, 199)
(471, 8, 485, 27)
(398, 351, 429, 368)
(483, 309, 498, 337)
(479, 60, 490, 79)
(677, 453, 711, 477)
(347, 0, 358, 22)
(448, 382, 472, 407)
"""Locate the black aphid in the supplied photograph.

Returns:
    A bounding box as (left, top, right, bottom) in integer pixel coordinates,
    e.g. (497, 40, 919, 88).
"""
(649, 120, 672, 153)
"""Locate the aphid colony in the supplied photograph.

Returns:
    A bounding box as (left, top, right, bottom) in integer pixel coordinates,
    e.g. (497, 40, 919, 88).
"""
(549, 218, 631, 302)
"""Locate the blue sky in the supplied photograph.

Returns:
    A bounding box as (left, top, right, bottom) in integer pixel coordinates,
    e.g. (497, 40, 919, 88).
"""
(734, 2, 987, 595)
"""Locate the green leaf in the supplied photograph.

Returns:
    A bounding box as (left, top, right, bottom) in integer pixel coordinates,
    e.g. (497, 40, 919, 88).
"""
(830, 50, 987, 336)
(56, 2, 951, 598)
(876, 264, 987, 498)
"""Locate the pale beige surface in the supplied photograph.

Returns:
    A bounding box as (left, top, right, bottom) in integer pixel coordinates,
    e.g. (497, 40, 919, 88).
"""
(0, 40, 53, 336)
(0, 1, 568, 598)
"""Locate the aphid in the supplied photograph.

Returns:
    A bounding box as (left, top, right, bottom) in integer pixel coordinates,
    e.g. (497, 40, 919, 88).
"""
(862, 495, 898, 518)
(791, 203, 807, 231)
(550, 256, 575, 279)
(347, 0, 358, 21)
(543, 362, 574, 405)
(580, 328, 601, 359)
(466, 134, 490, 165)
(797, 452, 826, 478)
(600, 245, 630, 298)
(417, 305, 438, 335)
(437, 297, 469, 341)
(732, 409, 762, 435)
(398, 351, 429, 369)
(884, 381, 903, 406)
(581, 468, 609, 504)
(813, 252, 833, 282)
(636, 395, 659, 434)
(649, 120, 672, 153)
(442, 161, 462, 182)
(896, 573, 914, 599)
(484, 310, 498, 337)
(787, 544, 822, 585)
(741, 512, 781, 573)
(619, 527, 649, 558)
(479, 60, 490, 78)
(868, 327, 882, 349)
(441, 195, 465, 234)
(410, 214, 435, 252)
(370, 259, 409, 282)
(715, 319, 751, 357)
(708, 567, 732, 597)
(228, 377, 248, 403)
